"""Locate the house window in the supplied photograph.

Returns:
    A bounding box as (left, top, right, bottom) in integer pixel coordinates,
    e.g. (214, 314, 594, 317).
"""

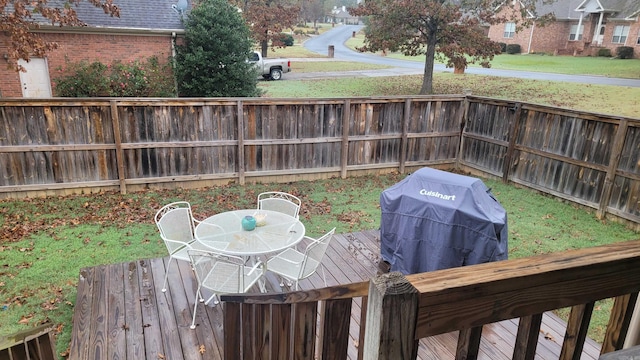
(503, 22, 515, 38)
(637, 29, 640, 45)
(612, 25, 629, 44)
(569, 24, 583, 41)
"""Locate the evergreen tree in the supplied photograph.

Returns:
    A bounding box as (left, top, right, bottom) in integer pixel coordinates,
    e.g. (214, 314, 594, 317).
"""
(175, 0, 261, 97)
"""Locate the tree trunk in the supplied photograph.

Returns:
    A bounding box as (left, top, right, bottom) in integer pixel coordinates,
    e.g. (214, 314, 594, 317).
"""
(261, 40, 268, 58)
(420, 30, 438, 95)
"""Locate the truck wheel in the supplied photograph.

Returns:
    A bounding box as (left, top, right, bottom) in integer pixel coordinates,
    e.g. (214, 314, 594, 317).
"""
(269, 68, 283, 80)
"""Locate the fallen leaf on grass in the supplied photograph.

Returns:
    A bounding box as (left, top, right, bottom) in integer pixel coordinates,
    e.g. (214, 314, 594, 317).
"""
(18, 314, 33, 324)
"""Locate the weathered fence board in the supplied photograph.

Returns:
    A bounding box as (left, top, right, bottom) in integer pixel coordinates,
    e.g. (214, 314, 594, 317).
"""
(460, 98, 640, 226)
(1, 96, 638, 226)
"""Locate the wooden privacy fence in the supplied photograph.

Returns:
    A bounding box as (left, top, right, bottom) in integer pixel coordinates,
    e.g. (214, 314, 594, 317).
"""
(0, 96, 638, 225)
(221, 239, 640, 360)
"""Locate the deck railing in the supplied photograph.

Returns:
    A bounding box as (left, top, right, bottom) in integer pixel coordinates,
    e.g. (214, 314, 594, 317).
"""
(221, 239, 640, 360)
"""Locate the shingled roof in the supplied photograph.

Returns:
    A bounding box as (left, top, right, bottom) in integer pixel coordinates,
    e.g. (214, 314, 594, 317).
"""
(37, 0, 188, 31)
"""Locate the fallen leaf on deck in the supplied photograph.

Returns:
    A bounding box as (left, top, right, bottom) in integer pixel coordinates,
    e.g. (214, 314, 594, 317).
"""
(199, 345, 206, 354)
(541, 330, 555, 341)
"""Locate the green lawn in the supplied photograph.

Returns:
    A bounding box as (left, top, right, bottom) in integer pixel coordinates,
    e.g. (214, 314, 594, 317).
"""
(260, 73, 640, 118)
(1, 175, 637, 357)
(261, 30, 640, 119)
(344, 32, 640, 79)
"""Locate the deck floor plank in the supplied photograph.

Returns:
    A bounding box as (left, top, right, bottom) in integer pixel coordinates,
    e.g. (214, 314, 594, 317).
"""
(124, 261, 145, 360)
(69, 266, 94, 359)
(174, 258, 223, 359)
(70, 230, 603, 360)
(90, 265, 108, 359)
(107, 262, 126, 360)
(149, 257, 185, 360)
(136, 259, 165, 360)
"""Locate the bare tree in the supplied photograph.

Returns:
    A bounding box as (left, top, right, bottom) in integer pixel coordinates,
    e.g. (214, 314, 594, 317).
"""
(232, 0, 300, 57)
(350, 0, 553, 94)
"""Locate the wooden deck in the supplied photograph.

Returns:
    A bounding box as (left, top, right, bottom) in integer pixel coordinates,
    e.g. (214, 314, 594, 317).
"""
(69, 230, 602, 360)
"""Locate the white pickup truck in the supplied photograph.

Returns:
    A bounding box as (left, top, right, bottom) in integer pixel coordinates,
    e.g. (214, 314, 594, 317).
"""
(249, 51, 291, 80)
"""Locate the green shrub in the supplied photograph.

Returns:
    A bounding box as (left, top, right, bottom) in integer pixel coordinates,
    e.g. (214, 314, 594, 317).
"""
(54, 61, 110, 97)
(53, 56, 175, 97)
(174, 0, 261, 97)
(498, 42, 507, 53)
(506, 44, 521, 54)
(616, 46, 634, 59)
(278, 33, 295, 46)
(293, 29, 305, 35)
(597, 48, 612, 57)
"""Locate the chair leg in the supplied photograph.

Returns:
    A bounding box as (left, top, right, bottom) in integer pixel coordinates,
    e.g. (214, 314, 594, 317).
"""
(191, 285, 201, 330)
(162, 257, 174, 293)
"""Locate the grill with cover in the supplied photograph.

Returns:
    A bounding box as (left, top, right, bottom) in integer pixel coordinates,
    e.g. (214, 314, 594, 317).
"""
(380, 167, 508, 274)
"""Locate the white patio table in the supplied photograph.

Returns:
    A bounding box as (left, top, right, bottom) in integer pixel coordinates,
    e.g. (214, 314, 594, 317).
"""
(194, 209, 305, 258)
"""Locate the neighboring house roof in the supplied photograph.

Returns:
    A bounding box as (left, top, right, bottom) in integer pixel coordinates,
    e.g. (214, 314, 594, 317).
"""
(507, 0, 640, 21)
(28, 0, 187, 31)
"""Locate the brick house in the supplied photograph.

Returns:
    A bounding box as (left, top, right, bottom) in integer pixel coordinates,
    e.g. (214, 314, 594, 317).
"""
(0, 0, 187, 98)
(487, 0, 640, 58)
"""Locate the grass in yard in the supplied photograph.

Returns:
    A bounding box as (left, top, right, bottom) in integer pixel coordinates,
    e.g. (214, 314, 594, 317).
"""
(1, 174, 638, 357)
(344, 32, 640, 78)
(260, 73, 640, 118)
(265, 44, 327, 58)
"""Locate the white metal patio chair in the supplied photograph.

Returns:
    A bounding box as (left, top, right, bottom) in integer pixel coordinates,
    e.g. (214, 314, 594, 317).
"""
(154, 201, 210, 293)
(266, 228, 336, 290)
(188, 250, 264, 329)
(257, 191, 301, 219)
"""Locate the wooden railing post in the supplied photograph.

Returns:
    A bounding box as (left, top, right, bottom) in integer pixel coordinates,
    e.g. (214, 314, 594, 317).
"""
(513, 313, 543, 360)
(457, 326, 483, 360)
(560, 302, 595, 360)
(363, 272, 418, 360)
(223, 302, 241, 360)
(601, 292, 640, 354)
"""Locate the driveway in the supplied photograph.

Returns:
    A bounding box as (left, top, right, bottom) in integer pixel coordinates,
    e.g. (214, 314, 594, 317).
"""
(294, 24, 640, 88)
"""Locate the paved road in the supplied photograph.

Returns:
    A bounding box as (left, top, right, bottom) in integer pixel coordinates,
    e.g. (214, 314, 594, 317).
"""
(294, 24, 640, 87)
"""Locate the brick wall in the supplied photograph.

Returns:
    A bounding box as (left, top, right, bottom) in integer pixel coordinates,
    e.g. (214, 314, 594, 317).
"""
(487, 9, 640, 59)
(0, 32, 174, 98)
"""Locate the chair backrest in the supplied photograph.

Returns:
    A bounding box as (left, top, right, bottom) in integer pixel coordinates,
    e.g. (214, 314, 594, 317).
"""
(300, 228, 336, 279)
(188, 251, 259, 293)
(257, 191, 301, 218)
(155, 201, 196, 253)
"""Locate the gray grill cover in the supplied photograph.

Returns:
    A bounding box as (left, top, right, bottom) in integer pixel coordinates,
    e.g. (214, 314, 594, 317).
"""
(380, 167, 508, 274)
